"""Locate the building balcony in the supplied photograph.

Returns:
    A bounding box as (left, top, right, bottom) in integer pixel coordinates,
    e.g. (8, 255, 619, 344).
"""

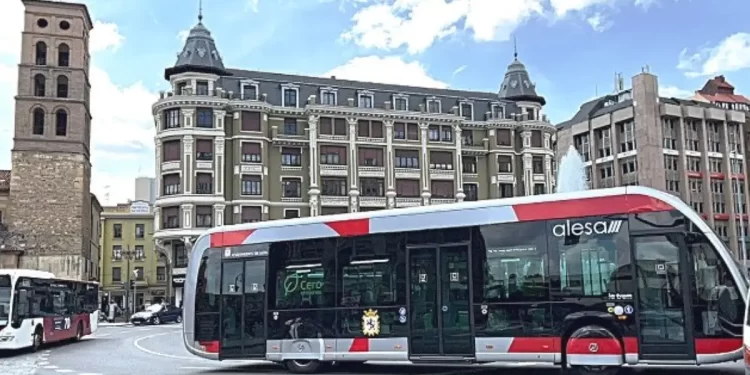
(195, 160, 213, 170)
(153, 227, 208, 240)
(161, 160, 181, 172)
(358, 166, 385, 178)
(395, 197, 421, 208)
(360, 196, 386, 208)
(429, 169, 455, 180)
(431, 198, 456, 205)
(395, 168, 420, 179)
(155, 193, 224, 207)
(321, 195, 348, 206)
(320, 164, 348, 177)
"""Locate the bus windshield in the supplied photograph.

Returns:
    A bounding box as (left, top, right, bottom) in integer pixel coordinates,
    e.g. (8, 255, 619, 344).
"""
(0, 275, 10, 325)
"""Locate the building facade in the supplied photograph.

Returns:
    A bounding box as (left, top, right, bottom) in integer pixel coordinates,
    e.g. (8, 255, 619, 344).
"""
(151, 15, 556, 305)
(556, 71, 749, 259)
(100, 201, 166, 311)
(0, 0, 100, 280)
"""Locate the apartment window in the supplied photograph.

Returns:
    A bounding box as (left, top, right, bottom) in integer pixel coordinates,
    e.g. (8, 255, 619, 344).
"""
(463, 184, 478, 201)
(395, 149, 419, 168)
(241, 175, 262, 195)
(428, 125, 440, 141)
(241, 142, 261, 163)
(534, 184, 545, 195)
(135, 224, 145, 239)
(687, 156, 701, 172)
(135, 245, 145, 260)
(431, 180, 454, 198)
(394, 96, 408, 111)
(532, 156, 544, 174)
(496, 129, 512, 147)
(491, 104, 504, 119)
(499, 183, 514, 198)
(164, 109, 180, 129)
(321, 90, 337, 105)
(134, 267, 144, 281)
(357, 120, 384, 138)
(55, 110, 67, 136)
(728, 123, 741, 154)
(574, 133, 591, 162)
(242, 83, 258, 100)
(162, 207, 180, 229)
(156, 267, 166, 281)
(358, 148, 384, 166)
(195, 81, 209, 95)
(162, 140, 181, 162)
(162, 174, 180, 195)
(460, 102, 473, 120)
(707, 122, 721, 153)
(112, 245, 122, 261)
(320, 145, 346, 165)
(32, 108, 44, 135)
(282, 86, 298, 107)
(112, 267, 121, 282)
(427, 99, 440, 113)
(709, 157, 722, 173)
(176, 82, 188, 95)
(113, 224, 122, 238)
(394, 122, 406, 139)
(196, 139, 213, 161)
(283, 118, 297, 135)
(319, 117, 347, 136)
(360, 178, 385, 197)
(241, 206, 262, 223)
(685, 120, 700, 151)
(618, 120, 636, 153)
(196, 206, 213, 227)
(429, 151, 453, 170)
(596, 127, 612, 158)
(664, 155, 678, 170)
(281, 147, 302, 166)
(662, 117, 678, 150)
(34, 74, 45, 97)
(358, 92, 374, 108)
(321, 178, 347, 196)
(196, 173, 213, 194)
(241, 111, 262, 131)
(462, 130, 475, 146)
(498, 155, 512, 173)
(196, 108, 213, 128)
(56, 75, 68, 98)
(284, 209, 300, 219)
(440, 126, 453, 142)
(396, 180, 420, 197)
(282, 178, 302, 198)
(35, 41, 47, 65)
(531, 131, 543, 148)
(462, 156, 477, 174)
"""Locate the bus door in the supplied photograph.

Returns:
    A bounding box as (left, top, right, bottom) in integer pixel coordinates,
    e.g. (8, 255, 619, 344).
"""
(630, 233, 696, 361)
(219, 257, 267, 359)
(407, 244, 474, 359)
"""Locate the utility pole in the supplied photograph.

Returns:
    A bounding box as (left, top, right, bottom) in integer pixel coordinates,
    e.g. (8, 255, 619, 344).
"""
(132, 268, 139, 313)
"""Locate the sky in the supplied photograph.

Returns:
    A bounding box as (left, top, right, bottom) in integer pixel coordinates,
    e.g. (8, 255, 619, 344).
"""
(0, 0, 748, 205)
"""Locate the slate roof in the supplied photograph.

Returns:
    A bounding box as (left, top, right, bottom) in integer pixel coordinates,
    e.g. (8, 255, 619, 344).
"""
(164, 16, 229, 80)
(498, 58, 545, 105)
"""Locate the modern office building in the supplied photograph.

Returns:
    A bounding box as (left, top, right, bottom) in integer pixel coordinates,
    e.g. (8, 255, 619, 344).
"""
(151, 13, 556, 294)
(556, 71, 749, 258)
(135, 177, 156, 204)
(100, 201, 167, 311)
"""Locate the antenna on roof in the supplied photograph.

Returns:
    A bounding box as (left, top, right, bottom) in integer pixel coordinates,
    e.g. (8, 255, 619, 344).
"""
(198, 0, 203, 23)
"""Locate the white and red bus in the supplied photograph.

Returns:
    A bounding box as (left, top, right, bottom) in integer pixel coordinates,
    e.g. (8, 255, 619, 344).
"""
(0, 269, 100, 351)
(183, 186, 748, 375)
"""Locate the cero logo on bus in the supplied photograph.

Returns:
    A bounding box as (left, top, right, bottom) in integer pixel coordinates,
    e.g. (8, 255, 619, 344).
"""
(551, 219, 623, 237)
(283, 272, 324, 296)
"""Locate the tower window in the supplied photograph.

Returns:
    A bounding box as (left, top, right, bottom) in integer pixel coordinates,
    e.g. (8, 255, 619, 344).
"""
(58, 43, 70, 67)
(59, 20, 71, 30)
(35, 41, 47, 65)
(57, 75, 68, 98)
(36, 18, 48, 28)
(56, 109, 68, 136)
(32, 108, 44, 135)
(33, 74, 46, 97)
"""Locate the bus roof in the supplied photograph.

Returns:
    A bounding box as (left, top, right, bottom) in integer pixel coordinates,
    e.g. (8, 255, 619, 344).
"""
(207, 186, 683, 248)
(0, 269, 99, 285)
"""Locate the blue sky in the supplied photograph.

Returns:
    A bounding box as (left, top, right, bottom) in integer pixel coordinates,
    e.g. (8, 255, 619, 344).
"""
(0, 0, 749, 204)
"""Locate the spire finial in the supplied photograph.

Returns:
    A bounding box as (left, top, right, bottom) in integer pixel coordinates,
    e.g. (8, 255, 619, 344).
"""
(513, 35, 518, 60)
(198, 0, 203, 23)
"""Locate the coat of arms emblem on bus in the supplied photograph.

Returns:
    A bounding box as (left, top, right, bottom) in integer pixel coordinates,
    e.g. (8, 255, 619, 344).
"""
(362, 309, 380, 337)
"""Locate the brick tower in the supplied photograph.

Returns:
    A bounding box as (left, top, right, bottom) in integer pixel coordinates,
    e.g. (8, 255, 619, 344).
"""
(8, 0, 95, 280)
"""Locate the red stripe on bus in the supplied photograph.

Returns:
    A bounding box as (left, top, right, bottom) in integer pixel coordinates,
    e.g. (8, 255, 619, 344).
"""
(695, 338, 741, 354)
(623, 337, 638, 354)
(566, 337, 622, 355)
(348, 337, 369, 352)
(508, 338, 557, 353)
(200, 340, 220, 353)
(210, 230, 255, 248)
(326, 219, 370, 237)
(512, 194, 672, 221)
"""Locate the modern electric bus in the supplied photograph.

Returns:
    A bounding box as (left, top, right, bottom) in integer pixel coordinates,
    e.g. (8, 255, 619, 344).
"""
(183, 186, 748, 375)
(0, 269, 100, 351)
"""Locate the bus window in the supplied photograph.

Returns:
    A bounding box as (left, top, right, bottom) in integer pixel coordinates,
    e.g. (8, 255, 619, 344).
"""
(268, 239, 336, 310)
(194, 249, 221, 343)
(0, 275, 9, 325)
(339, 235, 405, 307)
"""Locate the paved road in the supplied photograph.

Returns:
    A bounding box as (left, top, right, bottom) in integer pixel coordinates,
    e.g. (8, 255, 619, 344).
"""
(0, 324, 745, 375)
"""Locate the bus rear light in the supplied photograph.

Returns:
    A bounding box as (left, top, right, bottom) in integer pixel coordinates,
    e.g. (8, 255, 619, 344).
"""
(198, 340, 220, 353)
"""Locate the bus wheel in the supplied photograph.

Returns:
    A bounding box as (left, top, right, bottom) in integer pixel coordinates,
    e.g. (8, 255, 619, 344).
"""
(31, 328, 43, 352)
(74, 324, 83, 341)
(568, 365, 621, 375)
(283, 359, 322, 374)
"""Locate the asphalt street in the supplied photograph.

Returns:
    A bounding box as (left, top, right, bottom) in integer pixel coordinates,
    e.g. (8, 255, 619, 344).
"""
(0, 324, 745, 375)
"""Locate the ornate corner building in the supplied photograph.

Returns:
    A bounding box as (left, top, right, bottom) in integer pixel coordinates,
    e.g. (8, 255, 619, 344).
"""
(152, 17, 555, 303)
(0, 0, 101, 281)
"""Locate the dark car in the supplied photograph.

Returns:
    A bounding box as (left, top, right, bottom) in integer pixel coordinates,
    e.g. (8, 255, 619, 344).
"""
(130, 304, 183, 325)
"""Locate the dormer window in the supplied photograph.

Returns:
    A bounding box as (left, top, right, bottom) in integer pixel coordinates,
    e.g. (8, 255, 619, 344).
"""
(426, 98, 441, 113)
(358, 90, 374, 108)
(393, 94, 408, 111)
(282, 84, 299, 108)
(176, 82, 188, 95)
(241, 80, 258, 100)
(459, 101, 473, 121)
(491, 104, 504, 119)
(320, 87, 337, 106)
(196, 81, 209, 96)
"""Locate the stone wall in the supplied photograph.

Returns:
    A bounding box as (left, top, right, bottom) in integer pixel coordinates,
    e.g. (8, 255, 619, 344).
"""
(19, 254, 85, 280)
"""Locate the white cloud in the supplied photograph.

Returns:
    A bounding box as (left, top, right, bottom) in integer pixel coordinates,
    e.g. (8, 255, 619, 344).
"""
(677, 32, 750, 78)
(325, 56, 447, 88)
(246, 0, 260, 12)
(549, 0, 610, 17)
(177, 29, 190, 43)
(659, 85, 693, 98)
(90, 20, 125, 53)
(452, 65, 467, 76)
(586, 12, 612, 32)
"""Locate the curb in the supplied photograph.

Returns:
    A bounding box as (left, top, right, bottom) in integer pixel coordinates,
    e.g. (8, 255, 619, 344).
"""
(99, 322, 132, 327)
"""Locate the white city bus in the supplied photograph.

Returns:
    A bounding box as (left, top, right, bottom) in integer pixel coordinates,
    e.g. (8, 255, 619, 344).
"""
(0, 269, 100, 351)
(183, 186, 748, 375)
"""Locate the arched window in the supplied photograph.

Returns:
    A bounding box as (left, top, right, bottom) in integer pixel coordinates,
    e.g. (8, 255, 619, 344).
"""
(35, 41, 47, 65)
(55, 109, 67, 136)
(58, 43, 70, 67)
(32, 108, 45, 135)
(33, 74, 46, 97)
(56, 75, 68, 98)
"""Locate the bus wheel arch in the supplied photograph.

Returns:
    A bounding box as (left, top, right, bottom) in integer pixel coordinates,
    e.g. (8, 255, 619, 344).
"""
(31, 325, 43, 352)
(74, 322, 83, 341)
(561, 317, 624, 375)
(283, 359, 323, 374)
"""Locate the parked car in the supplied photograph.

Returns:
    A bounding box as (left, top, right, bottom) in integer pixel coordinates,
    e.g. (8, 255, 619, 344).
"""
(130, 304, 183, 325)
